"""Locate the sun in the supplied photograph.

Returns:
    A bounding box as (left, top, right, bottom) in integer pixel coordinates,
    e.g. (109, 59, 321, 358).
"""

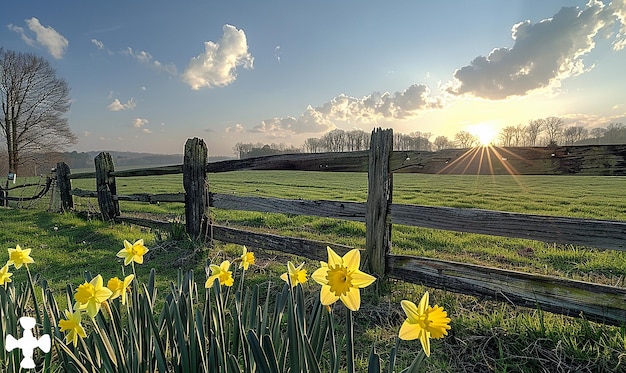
(468, 123, 497, 146)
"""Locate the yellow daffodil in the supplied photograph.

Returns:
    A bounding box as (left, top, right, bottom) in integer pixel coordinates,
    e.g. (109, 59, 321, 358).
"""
(240, 246, 255, 270)
(205, 260, 234, 288)
(107, 274, 134, 305)
(311, 247, 376, 311)
(74, 274, 113, 318)
(116, 239, 149, 266)
(398, 292, 451, 357)
(7, 245, 34, 269)
(58, 309, 87, 347)
(280, 261, 308, 287)
(0, 263, 12, 285)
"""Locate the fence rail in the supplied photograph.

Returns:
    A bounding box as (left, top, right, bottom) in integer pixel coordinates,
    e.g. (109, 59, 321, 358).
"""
(56, 130, 626, 326)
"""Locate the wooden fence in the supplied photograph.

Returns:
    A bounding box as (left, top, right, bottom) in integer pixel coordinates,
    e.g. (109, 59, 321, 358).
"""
(55, 129, 626, 326)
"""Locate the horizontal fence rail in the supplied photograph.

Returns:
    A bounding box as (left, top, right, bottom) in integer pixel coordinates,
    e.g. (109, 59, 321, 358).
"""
(56, 131, 626, 325)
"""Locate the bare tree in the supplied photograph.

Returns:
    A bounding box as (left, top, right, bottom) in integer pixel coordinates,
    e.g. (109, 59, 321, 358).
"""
(498, 126, 517, 147)
(543, 117, 564, 146)
(321, 129, 346, 152)
(433, 135, 451, 150)
(454, 131, 477, 148)
(303, 137, 322, 153)
(590, 127, 606, 143)
(525, 119, 543, 146)
(345, 129, 369, 151)
(1, 49, 76, 174)
(562, 126, 588, 145)
(513, 123, 526, 146)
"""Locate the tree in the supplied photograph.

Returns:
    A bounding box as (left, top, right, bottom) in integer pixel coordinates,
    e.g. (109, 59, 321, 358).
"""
(562, 126, 588, 145)
(454, 131, 477, 148)
(1, 49, 76, 174)
(542, 117, 564, 146)
(525, 119, 543, 146)
(433, 135, 451, 150)
(499, 126, 517, 147)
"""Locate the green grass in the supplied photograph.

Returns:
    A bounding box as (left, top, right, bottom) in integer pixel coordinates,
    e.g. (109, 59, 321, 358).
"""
(2, 171, 626, 371)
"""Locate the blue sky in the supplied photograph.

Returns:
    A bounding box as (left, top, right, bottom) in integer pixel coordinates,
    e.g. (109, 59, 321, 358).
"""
(2, 0, 625, 156)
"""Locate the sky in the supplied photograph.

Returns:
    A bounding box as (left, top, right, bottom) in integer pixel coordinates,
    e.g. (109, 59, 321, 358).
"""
(2, 0, 625, 156)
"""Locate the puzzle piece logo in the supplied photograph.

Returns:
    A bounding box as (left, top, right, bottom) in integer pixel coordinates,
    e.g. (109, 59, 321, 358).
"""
(5, 316, 51, 369)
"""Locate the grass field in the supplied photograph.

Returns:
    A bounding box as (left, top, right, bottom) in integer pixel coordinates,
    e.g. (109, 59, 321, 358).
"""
(2, 171, 626, 371)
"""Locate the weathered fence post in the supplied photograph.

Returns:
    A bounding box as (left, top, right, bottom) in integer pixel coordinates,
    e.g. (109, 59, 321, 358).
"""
(183, 137, 208, 238)
(55, 162, 73, 211)
(95, 152, 120, 220)
(365, 128, 393, 280)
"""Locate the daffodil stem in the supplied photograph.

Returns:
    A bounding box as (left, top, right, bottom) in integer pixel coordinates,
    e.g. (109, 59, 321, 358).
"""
(327, 306, 339, 373)
(346, 309, 355, 373)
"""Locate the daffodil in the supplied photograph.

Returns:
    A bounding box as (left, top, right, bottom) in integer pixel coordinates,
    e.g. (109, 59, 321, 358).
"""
(7, 245, 34, 269)
(205, 260, 234, 288)
(116, 239, 149, 266)
(240, 246, 255, 270)
(74, 274, 113, 318)
(280, 261, 308, 287)
(58, 309, 87, 347)
(398, 292, 451, 357)
(107, 274, 134, 305)
(0, 263, 12, 285)
(311, 247, 376, 311)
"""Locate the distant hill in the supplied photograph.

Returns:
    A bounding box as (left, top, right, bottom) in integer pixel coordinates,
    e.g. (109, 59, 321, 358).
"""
(4, 151, 235, 176)
(71, 151, 234, 170)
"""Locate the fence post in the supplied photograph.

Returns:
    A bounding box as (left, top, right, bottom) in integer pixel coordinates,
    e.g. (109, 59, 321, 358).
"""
(365, 128, 393, 280)
(95, 152, 120, 220)
(183, 137, 208, 238)
(55, 162, 73, 211)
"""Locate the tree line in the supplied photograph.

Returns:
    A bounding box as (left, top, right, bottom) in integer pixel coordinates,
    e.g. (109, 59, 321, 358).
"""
(235, 119, 625, 158)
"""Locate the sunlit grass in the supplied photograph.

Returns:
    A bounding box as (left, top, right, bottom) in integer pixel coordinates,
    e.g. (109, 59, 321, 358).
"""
(3, 171, 626, 371)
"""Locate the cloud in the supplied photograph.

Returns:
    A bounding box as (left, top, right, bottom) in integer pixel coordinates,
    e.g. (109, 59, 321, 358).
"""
(275, 45, 281, 63)
(83, 131, 92, 137)
(142, 128, 153, 134)
(132, 118, 149, 128)
(612, 0, 626, 50)
(446, 1, 623, 99)
(91, 39, 105, 50)
(250, 84, 441, 137)
(124, 47, 177, 75)
(225, 123, 245, 133)
(107, 98, 136, 111)
(182, 24, 254, 89)
(318, 84, 442, 121)
(251, 106, 336, 136)
(8, 17, 68, 59)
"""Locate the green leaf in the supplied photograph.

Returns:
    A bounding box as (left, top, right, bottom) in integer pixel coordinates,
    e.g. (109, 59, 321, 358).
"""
(368, 344, 381, 373)
(247, 330, 273, 373)
(401, 350, 426, 373)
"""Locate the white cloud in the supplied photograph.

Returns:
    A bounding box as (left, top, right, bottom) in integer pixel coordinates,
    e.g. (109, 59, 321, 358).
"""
(107, 98, 136, 111)
(225, 124, 245, 133)
(8, 17, 68, 59)
(124, 47, 177, 75)
(275, 45, 281, 63)
(83, 131, 92, 137)
(132, 118, 149, 128)
(142, 128, 153, 134)
(182, 24, 254, 90)
(91, 39, 105, 50)
(252, 106, 336, 136)
(611, 0, 626, 50)
(446, 1, 623, 99)
(250, 84, 441, 137)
